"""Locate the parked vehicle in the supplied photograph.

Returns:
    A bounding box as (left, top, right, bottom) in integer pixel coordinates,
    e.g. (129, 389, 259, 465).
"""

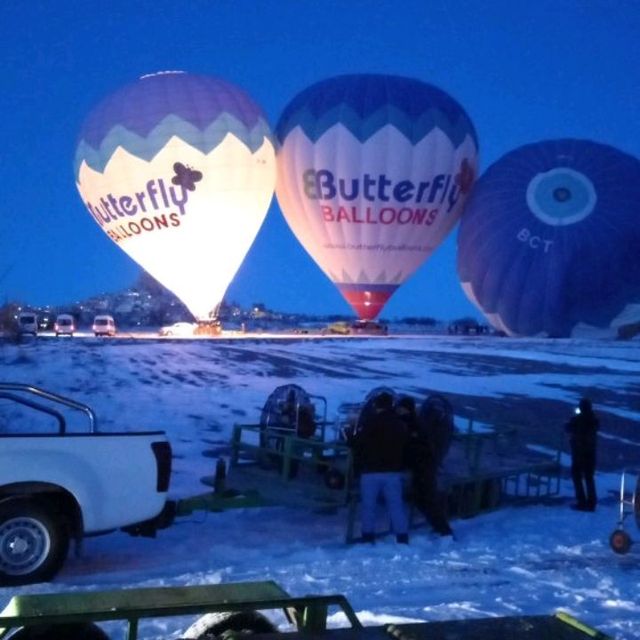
(38, 313, 55, 331)
(17, 312, 38, 336)
(92, 315, 116, 336)
(322, 321, 351, 335)
(447, 317, 487, 335)
(158, 321, 196, 337)
(54, 314, 75, 337)
(0, 383, 173, 585)
(349, 320, 388, 335)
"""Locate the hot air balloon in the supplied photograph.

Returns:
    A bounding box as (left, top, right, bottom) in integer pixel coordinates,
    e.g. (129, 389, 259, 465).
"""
(74, 71, 275, 323)
(457, 139, 640, 337)
(275, 74, 479, 320)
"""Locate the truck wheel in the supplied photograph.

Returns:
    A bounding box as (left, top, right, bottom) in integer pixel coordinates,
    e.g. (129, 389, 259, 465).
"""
(0, 499, 69, 586)
(10, 623, 110, 640)
(181, 610, 278, 639)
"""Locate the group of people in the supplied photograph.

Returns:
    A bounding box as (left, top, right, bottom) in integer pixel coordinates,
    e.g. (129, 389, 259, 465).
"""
(347, 390, 455, 544)
(347, 390, 601, 544)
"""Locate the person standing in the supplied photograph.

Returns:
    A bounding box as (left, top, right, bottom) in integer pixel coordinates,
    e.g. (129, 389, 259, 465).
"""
(565, 397, 599, 512)
(398, 394, 454, 537)
(349, 392, 410, 543)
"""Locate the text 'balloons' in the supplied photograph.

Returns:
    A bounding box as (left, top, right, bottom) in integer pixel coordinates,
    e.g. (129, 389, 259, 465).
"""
(74, 71, 276, 321)
(275, 74, 479, 320)
(457, 139, 640, 337)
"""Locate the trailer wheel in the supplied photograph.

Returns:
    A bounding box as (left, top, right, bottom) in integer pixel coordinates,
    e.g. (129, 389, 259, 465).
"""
(324, 467, 345, 490)
(0, 499, 69, 586)
(181, 610, 278, 639)
(9, 622, 110, 639)
(610, 529, 632, 555)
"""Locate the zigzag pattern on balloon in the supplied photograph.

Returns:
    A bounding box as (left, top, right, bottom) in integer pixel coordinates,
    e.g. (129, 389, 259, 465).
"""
(276, 104, 476, 148)
(74, 114, 274, 179)
(330, 268, 406, 286)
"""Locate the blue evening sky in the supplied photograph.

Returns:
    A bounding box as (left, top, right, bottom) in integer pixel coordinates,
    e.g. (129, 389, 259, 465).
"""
(2, 0, 639, 320)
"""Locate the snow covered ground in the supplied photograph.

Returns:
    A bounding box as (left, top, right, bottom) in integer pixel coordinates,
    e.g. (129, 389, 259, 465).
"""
(1, 334, 639, 639)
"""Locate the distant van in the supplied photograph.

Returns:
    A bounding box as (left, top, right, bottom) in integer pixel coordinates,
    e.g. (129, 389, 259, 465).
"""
(54, 314, 75, 337)
(17, 312, 38, 336)
(92, 315, 116, 337)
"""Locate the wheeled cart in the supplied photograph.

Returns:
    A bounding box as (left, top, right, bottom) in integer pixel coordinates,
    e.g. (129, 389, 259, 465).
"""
(609, 470, 640, 554)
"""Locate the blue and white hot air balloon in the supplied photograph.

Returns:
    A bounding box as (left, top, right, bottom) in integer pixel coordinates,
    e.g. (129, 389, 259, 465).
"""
(457, 139, 640, 337)
(275, 74, 479, 320)
(74, 71, 275, 321)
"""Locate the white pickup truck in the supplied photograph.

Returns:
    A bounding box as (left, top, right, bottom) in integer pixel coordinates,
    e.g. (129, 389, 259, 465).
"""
(0, 383, 174, 585)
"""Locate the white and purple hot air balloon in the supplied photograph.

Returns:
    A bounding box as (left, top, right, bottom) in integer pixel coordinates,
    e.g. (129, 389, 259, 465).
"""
(275, 74, 479, 320)
(74, 71, 275, 321)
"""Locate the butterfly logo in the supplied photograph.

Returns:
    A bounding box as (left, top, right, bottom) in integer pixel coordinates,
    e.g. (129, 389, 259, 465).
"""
(171, 162, 203, 192)
(454, 158, 475, 195)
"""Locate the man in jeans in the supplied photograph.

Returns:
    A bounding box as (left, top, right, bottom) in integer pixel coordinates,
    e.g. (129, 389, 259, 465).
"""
(349, 392, 410, 543)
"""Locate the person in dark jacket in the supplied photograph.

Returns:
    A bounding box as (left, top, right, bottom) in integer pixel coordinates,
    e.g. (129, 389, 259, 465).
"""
(397, 394, 453, 537)
(565, 397, 599, 512)
(349, 391, 409, 543)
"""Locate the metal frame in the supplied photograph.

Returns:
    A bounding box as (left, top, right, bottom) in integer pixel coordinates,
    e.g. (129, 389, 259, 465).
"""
(609, 470, 639, 553)
(230, 423, 354, 508)
(0, 383, 97, 433)
(0, 581, 613, 640)
(229, 419, 562, 544)
(0, 581, 362, 640)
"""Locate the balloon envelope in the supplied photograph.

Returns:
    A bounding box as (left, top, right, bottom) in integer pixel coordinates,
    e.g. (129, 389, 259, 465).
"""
(74, 71, 275, 320)
(457, 139, 640, 337)
(275, 74, 479, 319)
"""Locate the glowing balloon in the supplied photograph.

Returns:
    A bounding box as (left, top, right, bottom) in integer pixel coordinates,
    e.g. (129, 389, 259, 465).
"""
(457, 139, 640, 337)
(275, 74, 479, 320)
(74, 71, 275, 321)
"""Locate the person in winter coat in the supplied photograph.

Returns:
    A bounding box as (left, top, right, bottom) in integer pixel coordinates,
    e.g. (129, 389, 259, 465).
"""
(349, 391, 410, 544)
(565, 397, 599, 512)
(397, 394, 454, 537)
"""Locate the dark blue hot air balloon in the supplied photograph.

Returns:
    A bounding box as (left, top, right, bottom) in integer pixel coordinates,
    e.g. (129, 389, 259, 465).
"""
(457, 139, 640, 337)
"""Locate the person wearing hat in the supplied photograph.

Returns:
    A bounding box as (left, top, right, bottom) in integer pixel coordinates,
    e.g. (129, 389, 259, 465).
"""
(565, 397, 600, 512)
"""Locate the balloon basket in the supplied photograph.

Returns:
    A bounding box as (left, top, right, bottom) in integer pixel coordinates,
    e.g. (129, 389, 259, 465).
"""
(194, 320, 222, 336)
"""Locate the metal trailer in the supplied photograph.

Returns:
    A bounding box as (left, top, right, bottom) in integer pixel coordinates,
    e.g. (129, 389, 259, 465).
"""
(213, 394, 563, 543)
(0, 580, 612, 640)
(609, 470, 640, 554)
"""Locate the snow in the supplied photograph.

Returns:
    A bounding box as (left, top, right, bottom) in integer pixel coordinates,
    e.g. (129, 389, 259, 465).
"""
(1, 334, 639, 639)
